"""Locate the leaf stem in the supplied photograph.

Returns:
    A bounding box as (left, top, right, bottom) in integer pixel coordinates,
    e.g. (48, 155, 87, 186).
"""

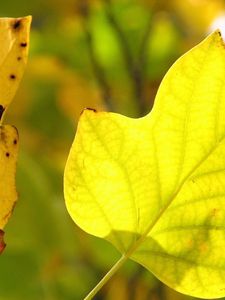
(84, 254, 128, 300)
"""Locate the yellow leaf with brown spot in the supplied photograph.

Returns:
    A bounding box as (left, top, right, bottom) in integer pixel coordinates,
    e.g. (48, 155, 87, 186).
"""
(0, 16, 31, 122)
(0, 16, 31, 254)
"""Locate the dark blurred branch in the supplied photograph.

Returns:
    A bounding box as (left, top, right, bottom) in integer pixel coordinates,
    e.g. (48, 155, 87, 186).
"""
(102, 0, 134, 77)
(78, 0, 154, 115)
(135, 14, 154, 113)
(148, 282, 164, 300)
(138, 15, 152, 82)
(127, 266, 145, 300)
(102, 0, 148, 115)
(77, 1, 114, 111)
(84, 23, 113, 110)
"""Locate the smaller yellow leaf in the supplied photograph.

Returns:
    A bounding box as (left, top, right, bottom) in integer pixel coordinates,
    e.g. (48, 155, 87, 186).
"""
(0, 16, 31, 122)
(0, 16, 31, 253)
(0, 125, 19, 230)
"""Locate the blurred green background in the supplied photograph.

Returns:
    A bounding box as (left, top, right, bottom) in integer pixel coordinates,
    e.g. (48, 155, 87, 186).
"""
(1, 0, 225, 299)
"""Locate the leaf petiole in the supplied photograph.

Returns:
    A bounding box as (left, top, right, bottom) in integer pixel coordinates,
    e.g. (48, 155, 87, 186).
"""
(84, 254, 128, 300)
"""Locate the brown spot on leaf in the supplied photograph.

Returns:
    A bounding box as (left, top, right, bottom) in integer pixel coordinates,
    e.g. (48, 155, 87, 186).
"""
(20, 42, 27, 47)
(12, 19, 21, 30)
(85, 107, 97, 112)
(211, 208, 219, 217)
(0, 230, 6, 254)
(17, 57, 22, 61)
(80, 107, 97, 116)
(13, 139, 17, 145)
(5, 152, 10, 157)
(9, 74, 16, 80)
(0, 105, 5, 120)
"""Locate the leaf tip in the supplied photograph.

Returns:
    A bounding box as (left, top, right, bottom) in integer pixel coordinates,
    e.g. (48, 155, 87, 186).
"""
(211, 29, 225, 47)
(21, 15, 32, 26)
(80, 107, 97, 116)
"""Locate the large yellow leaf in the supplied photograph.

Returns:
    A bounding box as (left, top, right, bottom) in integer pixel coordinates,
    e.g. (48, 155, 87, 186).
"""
(0, 16, 31, 253)
(64, 31, 225, 298)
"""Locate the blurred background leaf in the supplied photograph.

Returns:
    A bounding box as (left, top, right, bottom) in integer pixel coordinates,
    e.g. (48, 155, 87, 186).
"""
(1, 0, 225, 299)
